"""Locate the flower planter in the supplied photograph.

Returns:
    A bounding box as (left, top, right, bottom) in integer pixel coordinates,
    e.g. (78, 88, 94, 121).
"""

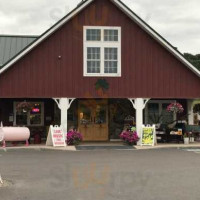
(190, 137, 195, 143)
(167, 102, 184, 114)
(126, 142, 137, 146)
(34, 133, 41, 144)
(16, 102, 33, 113)
(120, 129, 139, 146)
(67, 130, 83, 145)
(184, 137, 189, 145)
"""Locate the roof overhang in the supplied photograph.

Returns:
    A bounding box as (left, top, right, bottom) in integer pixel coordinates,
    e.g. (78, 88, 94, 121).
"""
(0, 0, 200, 78)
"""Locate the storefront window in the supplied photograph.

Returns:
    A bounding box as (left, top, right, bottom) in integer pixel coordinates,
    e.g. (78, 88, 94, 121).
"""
(79, 104, 92, 124)
(95, 104, 106, 124)
(147, 103, 159, 124)
(30, 104, 42, 125)
(145, 101, 176, 125)
(16, 112, 27, 126)
(14, 102, 44, 126)
(161, 104, 174, 124)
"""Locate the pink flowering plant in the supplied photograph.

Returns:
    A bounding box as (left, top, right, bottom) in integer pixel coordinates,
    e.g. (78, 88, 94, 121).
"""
(67, 130, 83, 145)
(120, 129, 139, 146)
(167, 102, 184, 114)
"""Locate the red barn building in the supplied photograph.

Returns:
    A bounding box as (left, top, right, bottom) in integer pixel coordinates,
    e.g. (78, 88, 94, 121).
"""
(0, 0, 200, 144)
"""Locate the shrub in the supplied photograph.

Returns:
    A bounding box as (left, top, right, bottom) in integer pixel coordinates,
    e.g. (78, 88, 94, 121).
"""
(67, 130, 83, 145)
(120, 130, 139, 146)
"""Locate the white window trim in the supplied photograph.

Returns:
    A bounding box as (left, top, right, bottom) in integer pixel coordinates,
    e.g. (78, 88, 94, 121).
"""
(13, 102, 44, 127)
(83, 26, 121, 77)
(145, 100, 176, 124)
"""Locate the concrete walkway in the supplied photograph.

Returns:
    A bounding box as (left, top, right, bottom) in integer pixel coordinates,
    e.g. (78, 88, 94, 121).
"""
(0, 144, 76, 151)
(135, 143, 200, 150)
(1, 143, 200, 151)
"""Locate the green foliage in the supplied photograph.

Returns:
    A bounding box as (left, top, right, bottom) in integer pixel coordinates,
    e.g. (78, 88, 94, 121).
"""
(184, 53, 200, 71)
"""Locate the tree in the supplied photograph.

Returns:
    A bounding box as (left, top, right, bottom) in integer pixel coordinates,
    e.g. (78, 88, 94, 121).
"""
(184, 53, 200, 71)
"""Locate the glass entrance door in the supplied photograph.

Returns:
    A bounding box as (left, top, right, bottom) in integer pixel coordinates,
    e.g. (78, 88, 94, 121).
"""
(78, 100, 108, 141)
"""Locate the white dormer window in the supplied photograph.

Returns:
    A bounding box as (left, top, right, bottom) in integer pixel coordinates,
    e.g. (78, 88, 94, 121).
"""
(84, 26, 121, 77)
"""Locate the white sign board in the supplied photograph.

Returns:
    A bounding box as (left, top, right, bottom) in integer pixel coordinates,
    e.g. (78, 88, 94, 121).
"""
(46, 125, 66, 147)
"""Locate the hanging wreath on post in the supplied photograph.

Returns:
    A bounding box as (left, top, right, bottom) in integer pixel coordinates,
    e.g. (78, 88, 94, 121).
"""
(167, 102, 184, 114)
(16, 101, 34, 113)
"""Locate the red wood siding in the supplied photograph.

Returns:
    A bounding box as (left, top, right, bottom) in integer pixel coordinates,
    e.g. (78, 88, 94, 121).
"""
(0, 0, 200, 99)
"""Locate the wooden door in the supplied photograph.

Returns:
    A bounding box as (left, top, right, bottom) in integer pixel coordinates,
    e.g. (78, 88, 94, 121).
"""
(78, 100, 108, 141)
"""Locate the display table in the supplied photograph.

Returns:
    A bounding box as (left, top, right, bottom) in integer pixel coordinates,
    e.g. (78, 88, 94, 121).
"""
(167, 131, 183, 143)
(156, 125, 184, 144)
(156, 130, 167, 143)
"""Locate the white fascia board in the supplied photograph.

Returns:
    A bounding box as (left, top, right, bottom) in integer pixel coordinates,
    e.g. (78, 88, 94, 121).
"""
(0, 0, 94, 75)
(112, 0, 200, 78)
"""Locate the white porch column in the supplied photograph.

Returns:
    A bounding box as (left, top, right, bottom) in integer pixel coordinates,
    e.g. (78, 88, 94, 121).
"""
(129, 98, 150, 145)
(53, 98, 75, 134)
(187, 99, 194, 125)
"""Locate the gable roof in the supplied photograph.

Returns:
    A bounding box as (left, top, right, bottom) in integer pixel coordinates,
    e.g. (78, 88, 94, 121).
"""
(0, 0, 199, 78)
(0, 35, 37, 68)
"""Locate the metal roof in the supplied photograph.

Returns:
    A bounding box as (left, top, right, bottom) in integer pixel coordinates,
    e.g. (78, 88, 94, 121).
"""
(0, 35, 37, 68)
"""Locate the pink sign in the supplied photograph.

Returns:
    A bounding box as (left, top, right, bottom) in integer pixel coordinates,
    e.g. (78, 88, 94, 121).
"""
(52, 129, 65, 146)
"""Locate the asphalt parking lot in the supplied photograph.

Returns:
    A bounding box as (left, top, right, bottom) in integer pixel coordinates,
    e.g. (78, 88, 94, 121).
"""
(0, 148, 200, 200)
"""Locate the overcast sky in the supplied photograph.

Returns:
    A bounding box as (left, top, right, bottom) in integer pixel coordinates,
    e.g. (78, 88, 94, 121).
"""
(0, 0, 200, 54)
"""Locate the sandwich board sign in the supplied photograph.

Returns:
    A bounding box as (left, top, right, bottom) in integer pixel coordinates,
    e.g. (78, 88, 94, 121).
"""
(0, 128, 4, 142)
(46, 125, 66, 147)
(141, 125, 156, 146)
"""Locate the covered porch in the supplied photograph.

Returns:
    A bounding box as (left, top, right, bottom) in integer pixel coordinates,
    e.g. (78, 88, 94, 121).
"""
(0, 98, 200, 145)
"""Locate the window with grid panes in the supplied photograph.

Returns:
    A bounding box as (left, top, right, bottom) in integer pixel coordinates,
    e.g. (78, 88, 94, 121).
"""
(84, 26, 121, 76)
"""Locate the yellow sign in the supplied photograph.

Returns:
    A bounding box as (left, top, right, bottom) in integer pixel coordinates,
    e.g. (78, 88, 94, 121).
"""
(142, 126, 155, 146)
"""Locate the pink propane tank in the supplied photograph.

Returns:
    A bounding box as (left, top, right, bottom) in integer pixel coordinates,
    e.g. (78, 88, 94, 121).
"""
(2, 127, 30, 142)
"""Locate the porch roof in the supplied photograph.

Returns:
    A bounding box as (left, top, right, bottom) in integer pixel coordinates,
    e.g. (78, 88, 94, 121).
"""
(0, 35, 37, 68)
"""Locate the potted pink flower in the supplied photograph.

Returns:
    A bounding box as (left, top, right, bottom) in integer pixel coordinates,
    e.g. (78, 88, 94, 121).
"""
(167, 102, 184, 114)
(120, 128, 139, 146)
(16, 101, 33, 113)
(66, 130, 83, 145)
